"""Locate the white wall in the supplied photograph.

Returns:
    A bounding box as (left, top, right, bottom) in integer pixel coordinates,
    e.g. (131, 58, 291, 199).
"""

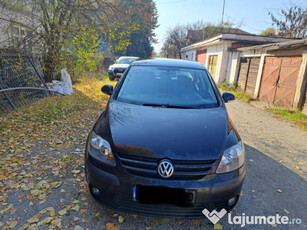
(182, 50, 197, 61)
(226, 52, 239, 83)
(205, 42, 231, 83)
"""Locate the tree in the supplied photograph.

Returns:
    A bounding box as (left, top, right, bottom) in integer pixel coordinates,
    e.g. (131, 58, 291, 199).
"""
(114, 0, 158, 58)
(259, 27, 276, 37)
(0, 0, 137, 82)
(161, 21, 238, 58)
(269, 6, 307, 38)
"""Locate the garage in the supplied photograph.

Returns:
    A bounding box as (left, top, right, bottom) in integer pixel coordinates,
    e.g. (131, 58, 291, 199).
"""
(258, 56, 302, 107)
(196, 49, 207, 66)
(237, 57, 260, 95)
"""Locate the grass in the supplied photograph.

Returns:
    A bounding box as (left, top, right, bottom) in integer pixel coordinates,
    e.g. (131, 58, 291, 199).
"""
(218, 82, 253, 103)
(271, 108, 307, 130)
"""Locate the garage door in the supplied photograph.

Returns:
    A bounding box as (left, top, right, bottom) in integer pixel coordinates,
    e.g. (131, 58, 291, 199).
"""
(237, 57, 260, 95)
(196, 50, 207, 66)
(208, 55, 217, 79)
(259, 56, 302, 107)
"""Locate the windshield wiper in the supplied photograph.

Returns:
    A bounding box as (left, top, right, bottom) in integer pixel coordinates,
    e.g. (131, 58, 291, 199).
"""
(142, 103, 197, 109)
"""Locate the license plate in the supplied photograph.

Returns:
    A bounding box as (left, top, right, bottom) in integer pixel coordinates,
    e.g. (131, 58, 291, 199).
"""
(136, 185, 195, 205)
(116, 73, 123, 76)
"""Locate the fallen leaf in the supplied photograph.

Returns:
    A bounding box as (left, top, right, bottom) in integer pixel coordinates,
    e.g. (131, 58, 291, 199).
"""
(74, 226, 84, 230)
(105, 222, 120, 230)
(118, 216, 124, 223)
(38, 194, 46, 200)
(37, 217, 53, 226)
(58, 209, 67, 216)
(214, 223, 223, 230)
(50, 209, 55, 217)
(71, 205, 80, 212)
(7, 220, 18, 229)
(27, 213, 41, 224)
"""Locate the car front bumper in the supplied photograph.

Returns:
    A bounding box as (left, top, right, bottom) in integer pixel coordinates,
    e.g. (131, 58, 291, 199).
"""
(85, 156, 245, 218)
(108, 69, 125, 79)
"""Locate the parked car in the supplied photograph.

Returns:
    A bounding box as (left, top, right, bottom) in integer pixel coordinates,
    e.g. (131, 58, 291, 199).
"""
(108, 56, 139, 81)
(85, 58, 245, 218)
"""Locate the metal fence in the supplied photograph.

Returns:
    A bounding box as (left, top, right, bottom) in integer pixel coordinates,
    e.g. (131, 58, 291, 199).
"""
(0, 54, 59, 115)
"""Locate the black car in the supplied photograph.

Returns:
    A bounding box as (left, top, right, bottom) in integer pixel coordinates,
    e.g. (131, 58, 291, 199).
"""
(85, 58, 246, 218)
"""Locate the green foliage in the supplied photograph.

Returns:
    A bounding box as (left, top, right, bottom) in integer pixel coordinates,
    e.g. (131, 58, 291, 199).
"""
(71, 26, 100, 75)
(218, 82, 237, 91)
(112, 0, 158, 58)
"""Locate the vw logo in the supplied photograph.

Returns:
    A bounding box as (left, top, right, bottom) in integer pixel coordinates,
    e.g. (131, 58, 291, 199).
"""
(158, 159, 174, 178)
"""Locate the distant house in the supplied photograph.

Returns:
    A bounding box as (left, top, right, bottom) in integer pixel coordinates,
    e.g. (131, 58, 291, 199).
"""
(181, 34, 293, 83)
(0, 1, 39, 52)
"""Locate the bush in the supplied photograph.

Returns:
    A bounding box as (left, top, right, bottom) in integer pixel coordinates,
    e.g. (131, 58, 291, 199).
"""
(218, 82, 237, 91)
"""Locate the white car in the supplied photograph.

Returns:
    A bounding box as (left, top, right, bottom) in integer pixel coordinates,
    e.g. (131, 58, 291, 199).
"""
(108, 56, 139, 81)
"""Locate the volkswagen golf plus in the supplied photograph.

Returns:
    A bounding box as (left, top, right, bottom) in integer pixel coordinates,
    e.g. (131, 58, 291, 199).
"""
(85, 58, 245, 217)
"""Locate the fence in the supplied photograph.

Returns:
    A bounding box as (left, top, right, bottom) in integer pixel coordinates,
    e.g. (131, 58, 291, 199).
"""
(0, 54, 60, 115)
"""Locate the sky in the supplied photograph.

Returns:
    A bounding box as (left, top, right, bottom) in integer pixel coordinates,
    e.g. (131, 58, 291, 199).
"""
(153, 0, 307, 53)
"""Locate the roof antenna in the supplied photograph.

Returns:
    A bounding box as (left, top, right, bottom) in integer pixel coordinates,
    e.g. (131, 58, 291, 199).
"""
(221, 0, 225, 26)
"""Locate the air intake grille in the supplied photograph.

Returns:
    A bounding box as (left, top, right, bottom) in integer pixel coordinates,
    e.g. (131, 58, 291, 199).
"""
(117, 153, 217, 180)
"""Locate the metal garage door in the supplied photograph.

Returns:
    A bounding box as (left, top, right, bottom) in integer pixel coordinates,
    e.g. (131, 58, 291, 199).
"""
(259, 56, 302, 107)
(196, 50, 207, 66)
(237, 57, 260, 94)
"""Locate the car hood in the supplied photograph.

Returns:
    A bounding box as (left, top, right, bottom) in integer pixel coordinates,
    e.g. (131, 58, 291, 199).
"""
(109, 64, 129, 69)
(106, 101, 236, 161)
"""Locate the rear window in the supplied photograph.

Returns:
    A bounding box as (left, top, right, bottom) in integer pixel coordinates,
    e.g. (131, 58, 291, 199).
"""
(117, 66, 218, 108)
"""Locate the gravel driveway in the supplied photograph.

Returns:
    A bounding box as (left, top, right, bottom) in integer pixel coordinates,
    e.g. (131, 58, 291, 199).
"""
(1, 99, 306, 230)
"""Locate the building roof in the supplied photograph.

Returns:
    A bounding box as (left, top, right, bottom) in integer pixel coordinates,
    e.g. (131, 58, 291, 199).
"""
(181, 33, 295, 52)
(186, 27, 252, 44)
(132, 58, 206, 69)
(237, 39, 307, 51)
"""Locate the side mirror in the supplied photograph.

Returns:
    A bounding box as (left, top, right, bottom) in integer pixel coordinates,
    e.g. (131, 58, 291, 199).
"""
(101, 85, 113, 95)
(222, 92, 235, 103)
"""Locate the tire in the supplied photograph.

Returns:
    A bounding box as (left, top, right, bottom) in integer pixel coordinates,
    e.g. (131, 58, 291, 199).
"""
(109, 76, 115, 81)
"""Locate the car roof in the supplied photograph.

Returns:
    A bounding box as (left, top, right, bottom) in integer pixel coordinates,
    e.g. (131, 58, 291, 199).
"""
(131, 58, 206, 70)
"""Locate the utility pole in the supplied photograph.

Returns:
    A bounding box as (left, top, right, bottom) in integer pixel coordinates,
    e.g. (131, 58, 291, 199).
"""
(221, 0, 225, 25)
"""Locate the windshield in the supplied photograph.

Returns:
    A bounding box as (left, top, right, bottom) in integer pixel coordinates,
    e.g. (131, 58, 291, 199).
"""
(117, 66, 218, 108)
(116, 58, 137, 64)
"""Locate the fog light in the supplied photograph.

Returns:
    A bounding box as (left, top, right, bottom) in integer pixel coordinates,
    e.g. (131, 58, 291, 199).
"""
(228, 197, 237, 206)
(91, 186, 100, 196)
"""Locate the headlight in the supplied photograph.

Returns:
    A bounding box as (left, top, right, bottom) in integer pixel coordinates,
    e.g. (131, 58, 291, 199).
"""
(216, 141, 245, 174)
(108, 66, 115, 71)
(88, 131, 116, 166)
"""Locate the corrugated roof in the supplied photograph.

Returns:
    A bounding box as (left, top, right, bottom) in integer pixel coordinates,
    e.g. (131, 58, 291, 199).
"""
(237, 39, 307, 51)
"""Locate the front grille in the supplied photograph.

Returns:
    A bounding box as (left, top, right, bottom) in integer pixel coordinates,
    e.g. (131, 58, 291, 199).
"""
(113, 68, 126, 74)
(117, 153, 217, 180)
